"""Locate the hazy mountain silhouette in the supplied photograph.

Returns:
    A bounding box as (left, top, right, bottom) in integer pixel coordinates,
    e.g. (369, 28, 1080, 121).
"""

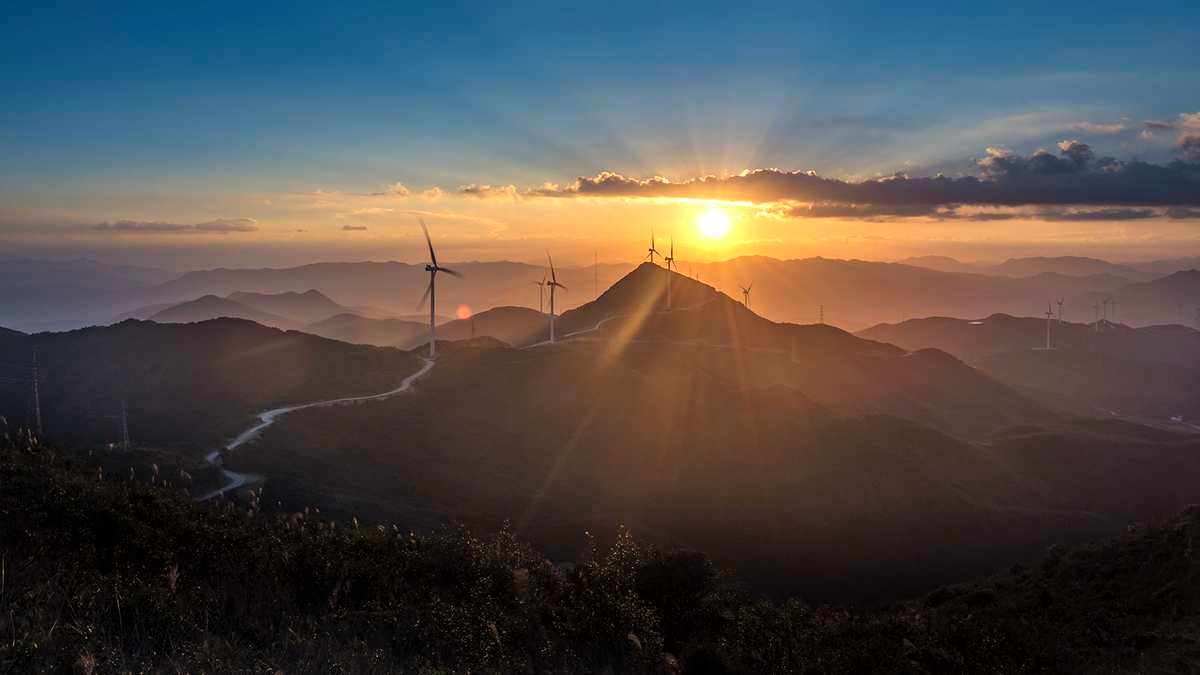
(858, 314, 1200, 420)
(406, 306, 548, 349)
(988, 256, 1151, 280)
(227, 289, 352, 324)
(148, 295, 298, 329)
(7, 254, 1197, 333)
(304, 313, 428, 347)
(0, 318, 422, 450)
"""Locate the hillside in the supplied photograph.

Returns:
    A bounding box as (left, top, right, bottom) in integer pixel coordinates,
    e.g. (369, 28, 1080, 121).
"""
(858, 314, 1200, 419)
(1094, 269, 1200, 326)
(6, 425, 1200, 672)
(227, 289, 353, 323)
(0, 319, 423, 450)
(404, 306, 548, 348)
(304, 313, 429, 347)
(148, 294, 298, 329)
(988, 255, 1150, 280)
(685, 256, 1133, 330)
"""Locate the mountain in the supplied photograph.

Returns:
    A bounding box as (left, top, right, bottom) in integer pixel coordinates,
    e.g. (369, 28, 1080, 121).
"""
(1090, 269, 1200, 327)
(858, 314, 1200, 420)
(148, 295, 298, 329)
(148, 260, 633, 320)
(898, 254, 1155, 280)
(227, 289, 353, 324)
(896, 255, 981, 274)
(402, 306, 548, 349)
(685, 256, 1132, 330)
(304, 313, 428, 347)
(0, 318, 422, 450)
(0, 258, 176, 331)
(1130, 256, 1200, 277)
(227, 265, 1130, 601)
(987, 256, 1150, 280)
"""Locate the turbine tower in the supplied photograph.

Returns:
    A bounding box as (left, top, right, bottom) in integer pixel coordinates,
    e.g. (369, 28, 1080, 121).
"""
(663, 236, 676, 309)
(31, 349, 42, 437)
(645, 229, 661, 265)
(546, 252, 567, 342)
(1056, 298, 1064, 323)
(740, 282, 753, 309)
(1093, 302, 1101, 333)
(120, 399, 130, 451)
(532, 273, 547, 313)
(1042, 302, 1055, 350)
(416, 219, 461, 359)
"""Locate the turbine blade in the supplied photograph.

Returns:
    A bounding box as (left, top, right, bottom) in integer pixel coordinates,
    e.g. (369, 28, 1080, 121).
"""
(547, 251, 557, 283)
(439, 266, 462, 278)
(419, 218, 437, 266)
(416, 279, 432, 310)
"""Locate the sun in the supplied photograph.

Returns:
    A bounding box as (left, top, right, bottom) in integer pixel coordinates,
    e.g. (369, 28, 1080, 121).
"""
(697, 206, 731, 239)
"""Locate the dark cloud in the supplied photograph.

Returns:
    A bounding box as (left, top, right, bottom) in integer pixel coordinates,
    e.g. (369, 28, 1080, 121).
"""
(499, 143, 1199, 208)
(341, 225, 368, 231)
(1179, 136, 1200, 163)
(1038, 208, 1157, 221)
(783, 203, 943, 219)
(92, 218, 258, 234)
(1166, 207, 1200, 219)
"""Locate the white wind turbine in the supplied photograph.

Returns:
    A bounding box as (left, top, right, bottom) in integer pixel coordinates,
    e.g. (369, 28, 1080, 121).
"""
(546, 252, 567, 342)
(532, 272, 547, 313)
(646, 229, 662, 265)
(416, 219, 461, 359)
(740, 282, 753, 309)
(663, 235, 676, 309)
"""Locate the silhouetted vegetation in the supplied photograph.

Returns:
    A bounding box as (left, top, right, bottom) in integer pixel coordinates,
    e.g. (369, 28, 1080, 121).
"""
(5, 422, 1200, 673)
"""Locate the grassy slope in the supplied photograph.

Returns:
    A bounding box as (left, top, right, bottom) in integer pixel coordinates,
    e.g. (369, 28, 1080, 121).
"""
(3, 425, 1200, 673)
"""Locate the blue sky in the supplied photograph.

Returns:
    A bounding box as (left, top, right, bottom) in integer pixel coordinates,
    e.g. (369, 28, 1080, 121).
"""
(2, 1, 1198, 267)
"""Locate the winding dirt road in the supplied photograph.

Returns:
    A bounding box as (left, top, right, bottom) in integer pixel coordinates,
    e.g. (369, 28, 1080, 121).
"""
(196, 358, 436, 501)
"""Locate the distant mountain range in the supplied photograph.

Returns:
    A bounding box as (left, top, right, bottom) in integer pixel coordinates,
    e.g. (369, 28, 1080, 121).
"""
(5, 260, 1200, 601)
(858, 313, 1200, 421)
(4, 253, 1199, 334)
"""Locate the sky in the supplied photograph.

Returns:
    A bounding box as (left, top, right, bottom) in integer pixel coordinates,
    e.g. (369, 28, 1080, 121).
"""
(2, 0, 1199, 270)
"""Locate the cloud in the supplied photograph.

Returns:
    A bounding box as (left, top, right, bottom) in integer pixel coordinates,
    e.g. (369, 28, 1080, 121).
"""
(458, 184, 521, 200)
(507, 143, 1199, 209)
(1166, 207, 1200, 219)
(1069, 119, 1131, 134)
(1037, 208, 1157, 221)
(92, 218, 259, 234)
(341, 225, 368, 231)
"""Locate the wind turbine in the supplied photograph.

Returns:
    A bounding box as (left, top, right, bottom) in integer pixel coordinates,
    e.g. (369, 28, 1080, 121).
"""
(546, 252, 567, 342)
(663, 236, 676, 309)
(740, 282, 753, 309)
(416, 219, 461, 359)
(532, 273, 547, 313)
(1041, 302, 1055, 350)
(645, 229, 661, 265)
(1093, 302, 1101, 333)
(1056, 298, 1064, 323)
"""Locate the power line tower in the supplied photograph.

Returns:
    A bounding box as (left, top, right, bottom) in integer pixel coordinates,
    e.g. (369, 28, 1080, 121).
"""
(121, 399, 131, 451)
(31, 349, 42, 437)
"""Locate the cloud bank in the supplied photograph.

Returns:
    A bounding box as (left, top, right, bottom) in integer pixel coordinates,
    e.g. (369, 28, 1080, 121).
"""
(454, 134, 1200, 221)
(92, 218, 259, 234)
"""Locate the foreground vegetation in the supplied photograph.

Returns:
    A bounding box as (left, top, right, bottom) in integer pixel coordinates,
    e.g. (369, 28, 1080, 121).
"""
(3, 421, 1200, 673)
